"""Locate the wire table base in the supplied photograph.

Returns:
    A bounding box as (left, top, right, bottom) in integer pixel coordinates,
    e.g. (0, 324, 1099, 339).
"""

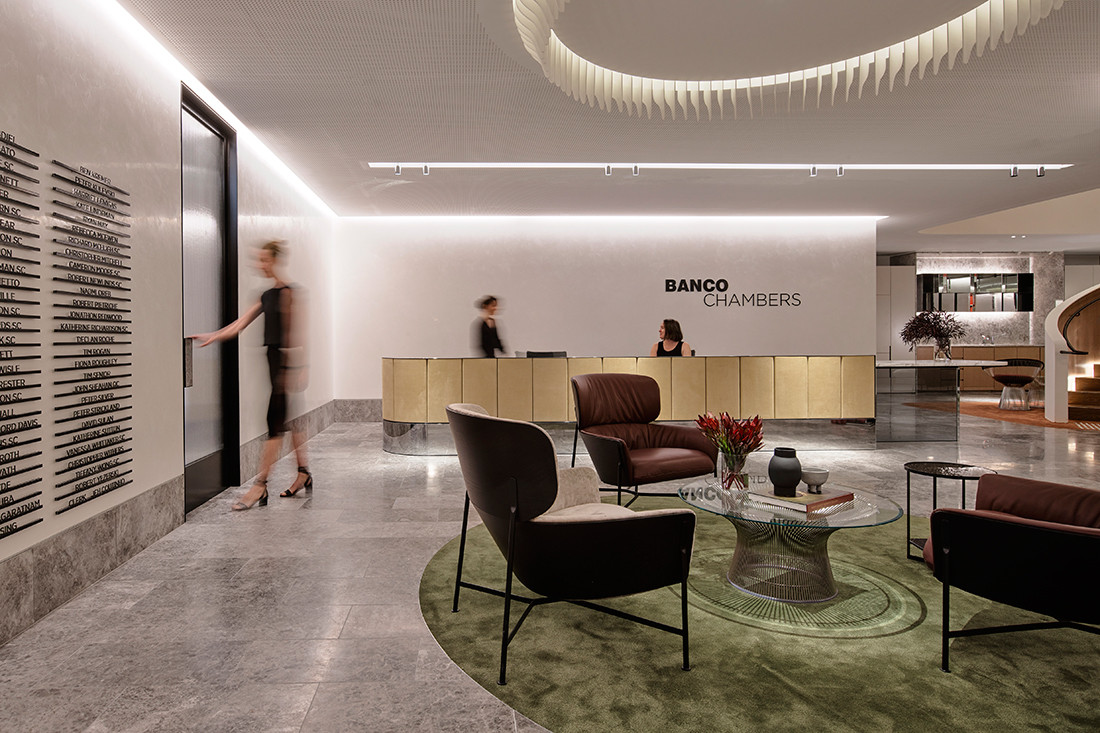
(725, 518, 841, 603)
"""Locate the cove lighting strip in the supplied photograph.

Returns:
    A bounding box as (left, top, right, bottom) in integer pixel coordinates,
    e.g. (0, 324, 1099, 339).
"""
(367, 162, 1071, 175)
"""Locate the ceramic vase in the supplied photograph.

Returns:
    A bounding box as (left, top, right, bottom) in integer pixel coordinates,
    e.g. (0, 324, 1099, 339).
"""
(768, 447, 801, 497)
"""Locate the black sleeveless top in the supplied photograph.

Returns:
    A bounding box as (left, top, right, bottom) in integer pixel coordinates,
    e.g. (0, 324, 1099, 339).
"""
(656, 341, 684, 356)
(261, 286, 290, 348)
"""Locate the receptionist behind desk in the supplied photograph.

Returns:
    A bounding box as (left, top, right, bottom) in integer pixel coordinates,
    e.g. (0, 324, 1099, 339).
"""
(650, 318, 692, 357)
(474, 295, 506, 357)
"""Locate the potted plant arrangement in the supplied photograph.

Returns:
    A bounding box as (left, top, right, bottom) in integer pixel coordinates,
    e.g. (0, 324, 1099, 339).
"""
(695, 412, 764, 492)
(900, 310, 966, 360)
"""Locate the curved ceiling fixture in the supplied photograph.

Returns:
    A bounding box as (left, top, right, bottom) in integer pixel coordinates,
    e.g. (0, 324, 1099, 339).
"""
(513, 0, 1065, 120)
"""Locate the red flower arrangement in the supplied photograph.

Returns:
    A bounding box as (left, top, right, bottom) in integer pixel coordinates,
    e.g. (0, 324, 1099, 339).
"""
(695, 412, 764, 491)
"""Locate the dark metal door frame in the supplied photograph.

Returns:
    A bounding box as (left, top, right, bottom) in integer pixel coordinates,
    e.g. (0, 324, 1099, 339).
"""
(181, 84, 240, 513)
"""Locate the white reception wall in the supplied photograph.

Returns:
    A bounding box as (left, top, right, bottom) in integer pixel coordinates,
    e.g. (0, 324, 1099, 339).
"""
(333, 216, 877, 399)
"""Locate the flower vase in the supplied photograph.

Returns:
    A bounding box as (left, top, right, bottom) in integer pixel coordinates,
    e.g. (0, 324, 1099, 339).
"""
(717, 453, 749, 512)
(720, 452, 748, 492)
(933, 341, 952, 361)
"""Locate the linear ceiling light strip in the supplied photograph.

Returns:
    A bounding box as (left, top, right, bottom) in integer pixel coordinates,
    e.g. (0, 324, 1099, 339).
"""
(513, 0, 1065, 120)
(367, 162, 1070, 174)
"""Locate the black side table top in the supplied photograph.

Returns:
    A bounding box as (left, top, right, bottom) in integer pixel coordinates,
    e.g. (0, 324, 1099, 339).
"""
(904, 462, 996, 480)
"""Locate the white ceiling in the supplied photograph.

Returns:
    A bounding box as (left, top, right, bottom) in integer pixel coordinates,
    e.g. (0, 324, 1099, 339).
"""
(118, 0, 1100, 254)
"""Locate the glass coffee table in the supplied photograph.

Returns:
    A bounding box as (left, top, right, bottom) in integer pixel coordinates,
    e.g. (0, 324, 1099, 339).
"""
(680, 479, 902, 603)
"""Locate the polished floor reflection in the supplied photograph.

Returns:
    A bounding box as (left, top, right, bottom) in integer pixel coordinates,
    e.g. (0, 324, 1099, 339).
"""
(1, 406, 1097, 732)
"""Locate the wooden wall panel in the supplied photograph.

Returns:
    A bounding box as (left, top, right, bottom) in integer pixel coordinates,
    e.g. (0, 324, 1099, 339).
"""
(774, 357, 809, 419)
(532, 358, 570, 421)
(807, 357, 842, 418)
(603, 357, 637, 374)
(392, 359, 427, 423)
(381, 358, 394, 421)
(497, 358, 533, 420)
(841, 355, 876, 418)
(426, 359, 463, 422)
(705, 357, 740, 417)
(670, 357, 706, 420)
(740, 357, 775, 419)
(462, 359, 499, 415)
(382, 355, 876, 424)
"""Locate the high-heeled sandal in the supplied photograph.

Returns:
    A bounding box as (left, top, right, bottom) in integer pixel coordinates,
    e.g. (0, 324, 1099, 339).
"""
(232, 479, 268, 511)
(280, 466, 313, 497)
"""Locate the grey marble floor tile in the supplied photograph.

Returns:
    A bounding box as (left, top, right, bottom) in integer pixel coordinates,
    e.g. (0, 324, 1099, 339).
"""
(340, 603, 431, 639)
(227, 637, 420, 685)
(0, 686, 122, 733)
(301, 680, 519, 733)
(280, 576, 420, 606)
(56, 578, 161, 612)
(84, 681, 319, 733)
(59, 639, 246, 687)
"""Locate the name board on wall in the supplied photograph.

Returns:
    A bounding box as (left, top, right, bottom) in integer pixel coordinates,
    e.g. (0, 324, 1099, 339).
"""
(49, 159, 134, 514)
(0, 130, 44, 538)
(0, 127, 137, 541)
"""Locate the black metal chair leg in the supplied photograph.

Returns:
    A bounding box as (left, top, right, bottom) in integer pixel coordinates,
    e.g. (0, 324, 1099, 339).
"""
(617, 462, 624, 506)
(571, 425, 579, 467)
(681, 575, 691, 671)
(453, 493, 471, 612)
(499, 506, 518, 686)
(941, 551, 951, 673)
(906, 471, 912, 559)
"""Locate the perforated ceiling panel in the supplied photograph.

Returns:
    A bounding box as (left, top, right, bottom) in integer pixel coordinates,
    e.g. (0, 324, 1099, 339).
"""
(118, 0, 1100, 252)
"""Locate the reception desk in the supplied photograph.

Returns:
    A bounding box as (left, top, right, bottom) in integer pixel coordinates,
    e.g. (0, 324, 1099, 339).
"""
(382, 355, 876, 454)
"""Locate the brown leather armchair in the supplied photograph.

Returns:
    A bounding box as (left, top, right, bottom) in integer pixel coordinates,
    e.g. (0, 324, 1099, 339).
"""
(926, 474, 1100, 672)
(571, 373, 718, 506)
(446, 403, 696, 685)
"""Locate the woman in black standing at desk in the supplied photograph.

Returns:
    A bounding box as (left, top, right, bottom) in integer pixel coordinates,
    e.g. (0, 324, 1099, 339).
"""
(476, 295, 506, 357)
(650, 318, 692, 357)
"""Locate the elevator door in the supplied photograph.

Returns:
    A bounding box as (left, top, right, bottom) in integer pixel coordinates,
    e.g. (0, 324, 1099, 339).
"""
(182, 108, 230, 513)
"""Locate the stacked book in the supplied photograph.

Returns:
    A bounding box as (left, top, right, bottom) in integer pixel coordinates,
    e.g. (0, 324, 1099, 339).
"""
(747, 486, 855, 515)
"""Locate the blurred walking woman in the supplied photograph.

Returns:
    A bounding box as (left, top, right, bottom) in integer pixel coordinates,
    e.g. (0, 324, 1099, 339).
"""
(194, 240, 313, 510)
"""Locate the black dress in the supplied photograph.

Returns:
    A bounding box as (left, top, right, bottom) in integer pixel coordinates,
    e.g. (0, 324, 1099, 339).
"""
(656, 341, 684, 356)
(261, 285, 291, 436)
(479, 318, 505, 358)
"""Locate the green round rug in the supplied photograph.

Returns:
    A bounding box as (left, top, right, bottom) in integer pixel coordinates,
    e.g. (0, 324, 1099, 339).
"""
(420, 498, 1100, 732)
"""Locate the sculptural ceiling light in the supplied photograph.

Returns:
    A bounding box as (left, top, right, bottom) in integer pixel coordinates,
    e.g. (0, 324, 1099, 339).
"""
(513, 0, 1065, 119)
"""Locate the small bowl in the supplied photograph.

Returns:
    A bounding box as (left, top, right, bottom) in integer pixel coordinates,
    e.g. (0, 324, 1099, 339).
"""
(801, 467, 829, 494)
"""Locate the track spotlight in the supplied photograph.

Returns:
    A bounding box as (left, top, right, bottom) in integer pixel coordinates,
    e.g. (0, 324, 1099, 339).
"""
(836, 166, 844, 177)
(1037, 166, 1045, 177)
(423, 165, 430, 175)
(605, 165, 612, 176)
(394, 164, 401, 175)
(809, 166, 817, 177)
(632, 164, 639, 176)
(1010, 166, 1018, 177)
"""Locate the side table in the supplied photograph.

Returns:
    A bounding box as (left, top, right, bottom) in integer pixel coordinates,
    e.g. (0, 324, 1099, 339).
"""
(904, 461, 996, 560)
